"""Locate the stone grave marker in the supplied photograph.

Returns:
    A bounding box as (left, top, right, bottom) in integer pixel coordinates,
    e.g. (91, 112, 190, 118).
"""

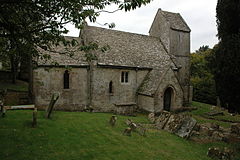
(176, 116, 197, 138)
(164, 114, 186, 133)
(32, 108, 37, 127)
(109, 115, 117, 126)
(155, 111, 171, 129)
(123, 127, 132, 136)
(46, 93, 59, 119)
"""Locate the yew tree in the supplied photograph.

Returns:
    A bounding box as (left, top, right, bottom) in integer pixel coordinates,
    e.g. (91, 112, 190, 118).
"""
(215, 0, 240, 113)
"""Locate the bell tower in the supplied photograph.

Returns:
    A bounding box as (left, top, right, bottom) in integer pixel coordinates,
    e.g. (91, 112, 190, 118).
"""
(149, 9, 192, 105)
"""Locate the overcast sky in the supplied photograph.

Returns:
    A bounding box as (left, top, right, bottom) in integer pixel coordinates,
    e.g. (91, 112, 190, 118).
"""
(66, 0, 219, 52)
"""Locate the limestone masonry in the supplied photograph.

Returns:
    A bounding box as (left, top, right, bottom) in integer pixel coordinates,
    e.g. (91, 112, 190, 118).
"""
(33, 9, 192, 114)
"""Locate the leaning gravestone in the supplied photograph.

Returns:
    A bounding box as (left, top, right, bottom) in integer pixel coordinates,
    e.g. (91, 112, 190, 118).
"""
(123, 127, 132, 136)
(176, 116, 197, 138)
(45, 93, 59, 119)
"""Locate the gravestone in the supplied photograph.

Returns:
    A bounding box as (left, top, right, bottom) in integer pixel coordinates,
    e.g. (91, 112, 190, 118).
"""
(176, 116, 197, 138)
(109, 115, 117, 126)
(136, 124, 147, 137)
(1, 106, 6, 117)
(231, 123, 240, 135)
(126, 119, 137, 131)
(207, 147, 234, 160)
(0, 89, 6, 117)
(32, 108, 37, 127)
(148, 113, 155, 123)
(164, 114, 186, 133)
(155, 111, 171, 129)
(45, 93, 59, 119)
(123, 127, 132, 136)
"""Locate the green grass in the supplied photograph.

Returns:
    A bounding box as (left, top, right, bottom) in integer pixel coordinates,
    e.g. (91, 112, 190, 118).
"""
(190, 101, 240, 127)
(0, 108, 238, 160)
(0, 80, 28, 92)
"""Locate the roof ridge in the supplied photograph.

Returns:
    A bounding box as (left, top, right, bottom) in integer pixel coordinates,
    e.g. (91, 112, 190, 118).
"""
(86, 25, 156, 38)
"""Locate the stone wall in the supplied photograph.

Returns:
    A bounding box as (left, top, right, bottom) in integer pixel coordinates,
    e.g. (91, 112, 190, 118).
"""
(154, 68, 183, 112)
(169, 30, 191, 105)
(149, 10, 170, 52)
(33, 67, 88, 111)
(137, 94, 154, 112)
(169, 30, 190, 57)
(91, 66, 148, 112)
(148, 10, 191, 106)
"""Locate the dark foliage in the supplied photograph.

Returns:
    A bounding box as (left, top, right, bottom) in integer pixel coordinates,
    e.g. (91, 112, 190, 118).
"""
(190, 46, 217, 105)
(215, 0, 240, 113)
(0, 0, 151, 82)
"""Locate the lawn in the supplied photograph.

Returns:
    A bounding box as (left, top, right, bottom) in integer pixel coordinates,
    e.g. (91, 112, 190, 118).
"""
(190, 101, 240, 128)
(0, 102, 239, 160)
(0, 80, 28, 92)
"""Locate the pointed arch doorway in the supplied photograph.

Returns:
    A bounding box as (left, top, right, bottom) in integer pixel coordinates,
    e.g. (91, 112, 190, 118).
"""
(163, 87, 173, 111)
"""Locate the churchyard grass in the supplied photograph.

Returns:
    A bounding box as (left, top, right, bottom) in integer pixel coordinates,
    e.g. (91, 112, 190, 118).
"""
(0, 102, 239, 160)
(190, 101, 240, 128)
(0, 80, 28, 92)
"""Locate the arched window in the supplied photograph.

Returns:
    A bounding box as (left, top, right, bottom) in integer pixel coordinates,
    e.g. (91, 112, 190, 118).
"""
(64, 70, 69, 89)
(109, 81, 113, 94)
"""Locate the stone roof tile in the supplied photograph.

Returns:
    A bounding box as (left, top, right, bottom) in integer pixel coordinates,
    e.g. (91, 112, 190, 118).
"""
(37, 36, 88, 66)
(82, 26, 176, 95)
(161, 10, 191, 32)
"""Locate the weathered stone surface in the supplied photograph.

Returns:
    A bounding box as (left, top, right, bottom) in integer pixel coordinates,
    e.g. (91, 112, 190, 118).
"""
(136, 124, 146, 137)
(193, 124, 201, 131)
(230, 123, 240, 135)
(192, 122, 240, 144)
(148, 113, 155, 123)
(207, 147, 234, 160)
(0, 89, 6, 114)
(222, 133, 240, 144)
(176, 116, 197, 138)
(211, 131, 224, 141)
(155, 111, 171, 129)
(34, 9, 191, 114)
(164, 114, 186, 133)
(109, 115, 117, 126)
(123, 127, 132, 136)
(115, 104, 136, 116)
(1, 106, 6, 117)
(199, 125, 210, 136)
(32, 108, 37, 128)
(211, 123, 220, 130)
(125, 119, 137, 131)
(199, 123, 218, 136)
(45, 93, 59, 119)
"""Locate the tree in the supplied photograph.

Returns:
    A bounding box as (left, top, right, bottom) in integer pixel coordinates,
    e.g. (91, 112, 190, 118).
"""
(195, 45, 209, 53)
(190, 46, 217, 105)
(215, 0, 240, 113)
(0, 0, 151, 83)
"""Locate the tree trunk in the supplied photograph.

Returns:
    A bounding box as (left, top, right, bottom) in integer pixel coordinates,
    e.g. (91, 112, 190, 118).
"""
(28, 56, 34, 104)
(10, 55, 17, 84)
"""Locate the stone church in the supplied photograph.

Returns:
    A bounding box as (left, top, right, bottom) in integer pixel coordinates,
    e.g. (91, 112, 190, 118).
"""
(33, 9, 192, 114)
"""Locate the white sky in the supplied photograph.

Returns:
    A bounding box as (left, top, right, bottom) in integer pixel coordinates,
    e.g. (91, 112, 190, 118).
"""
(66, 0, 219, 52)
